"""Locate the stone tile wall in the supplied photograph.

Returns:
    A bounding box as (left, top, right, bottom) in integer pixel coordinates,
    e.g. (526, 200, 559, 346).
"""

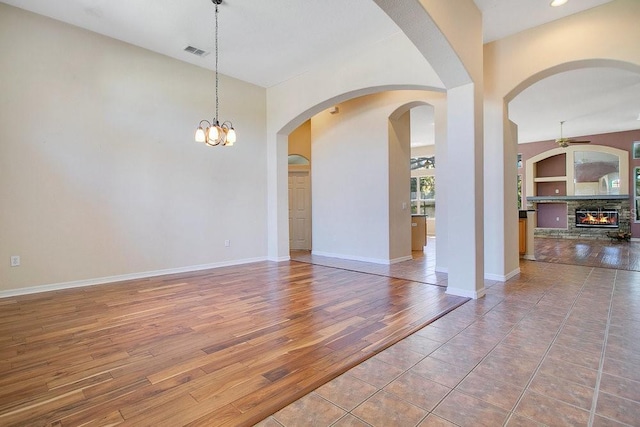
(534, 199, 631, 240)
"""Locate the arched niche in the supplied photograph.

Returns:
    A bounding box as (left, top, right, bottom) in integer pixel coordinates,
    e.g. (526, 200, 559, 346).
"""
(525, 145, 629, 200)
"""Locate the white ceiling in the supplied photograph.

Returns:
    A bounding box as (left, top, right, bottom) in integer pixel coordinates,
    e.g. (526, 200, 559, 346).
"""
(509, 67, 640, 143)
(2, 0, 637, 144)
(0, 0, 401, 89)
(475, 0, 613, 43)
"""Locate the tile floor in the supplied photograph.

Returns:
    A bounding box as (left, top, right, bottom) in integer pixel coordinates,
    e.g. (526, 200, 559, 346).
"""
(258, 241, 640, 426)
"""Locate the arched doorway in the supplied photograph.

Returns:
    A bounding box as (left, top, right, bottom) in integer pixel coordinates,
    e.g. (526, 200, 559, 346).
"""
(285, 90, 446, 264)
(504, 60, 640, 270)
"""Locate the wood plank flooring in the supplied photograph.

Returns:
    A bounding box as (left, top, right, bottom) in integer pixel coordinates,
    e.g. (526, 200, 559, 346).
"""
(0, 261, 468, 426)
(291, 244, 447, 287)
(534, 237, 640, 271)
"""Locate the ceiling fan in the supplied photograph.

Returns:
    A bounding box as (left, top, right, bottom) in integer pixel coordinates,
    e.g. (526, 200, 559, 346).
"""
(556, 121, 590, 148)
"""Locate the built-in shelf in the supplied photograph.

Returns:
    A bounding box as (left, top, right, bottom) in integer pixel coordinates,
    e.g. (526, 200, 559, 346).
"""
(527, 195, 629, 202)
(533, 176, 567, 183)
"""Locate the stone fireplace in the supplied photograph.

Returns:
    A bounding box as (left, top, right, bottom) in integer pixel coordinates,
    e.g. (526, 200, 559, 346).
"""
(529, 196, 631, 239)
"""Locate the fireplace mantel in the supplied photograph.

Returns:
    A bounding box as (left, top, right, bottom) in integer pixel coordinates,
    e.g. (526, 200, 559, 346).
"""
(527, 195, 629, 202)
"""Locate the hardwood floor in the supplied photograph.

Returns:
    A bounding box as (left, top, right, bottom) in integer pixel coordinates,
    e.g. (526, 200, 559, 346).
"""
(291, 240, 447, 287)
(0, 261, 467, 426)
(534, 237, 640, 271)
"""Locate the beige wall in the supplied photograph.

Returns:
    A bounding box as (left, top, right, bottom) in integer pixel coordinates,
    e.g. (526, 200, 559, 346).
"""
(288, 120, 311, 161)
(0, 4, 267, 293)
(419, 0, 483, 84)
(311, 91, 444, 263)
(485, 0, 640, 100)
(388, 110, 412, 262)
(265, 29, 444, 260)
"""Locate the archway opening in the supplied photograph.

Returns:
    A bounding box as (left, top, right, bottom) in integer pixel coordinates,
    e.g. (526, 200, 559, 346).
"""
(285, 90, 445, 270)
(506, 60, 640, 269)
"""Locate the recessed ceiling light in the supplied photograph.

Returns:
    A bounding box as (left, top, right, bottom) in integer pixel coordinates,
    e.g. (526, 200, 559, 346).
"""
(550, 0, 568, 6)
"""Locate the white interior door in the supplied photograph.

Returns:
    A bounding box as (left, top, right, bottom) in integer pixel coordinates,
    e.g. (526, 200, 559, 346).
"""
(288, 171, 311, 250)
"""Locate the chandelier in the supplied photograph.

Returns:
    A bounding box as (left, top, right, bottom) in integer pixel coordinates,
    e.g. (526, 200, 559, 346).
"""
(195, 0, 236, 146)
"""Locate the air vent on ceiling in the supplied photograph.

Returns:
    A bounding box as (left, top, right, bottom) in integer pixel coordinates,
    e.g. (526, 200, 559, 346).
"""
(184, 46, 209, 57)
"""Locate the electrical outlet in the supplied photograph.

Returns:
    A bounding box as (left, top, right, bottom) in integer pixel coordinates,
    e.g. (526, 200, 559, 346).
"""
(10, 256, 20, 267)
(224, 240, 230, 247)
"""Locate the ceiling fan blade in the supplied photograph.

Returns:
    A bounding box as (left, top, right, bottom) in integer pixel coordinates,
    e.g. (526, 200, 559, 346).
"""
(569, 140, 591, 144)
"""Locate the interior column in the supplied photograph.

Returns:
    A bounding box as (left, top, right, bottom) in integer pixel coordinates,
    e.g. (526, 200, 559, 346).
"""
(446, 83, 485, 299)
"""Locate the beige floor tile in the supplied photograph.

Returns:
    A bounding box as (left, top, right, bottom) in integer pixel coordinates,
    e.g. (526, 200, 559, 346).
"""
(455, 370, 524, 411)
(457, 322, 511, 341)
(473, 347, 539, 388)
(591, 414, 632, 426)
(603, 356, 640, 382)
(515, 390, 590, 426)
(409, 356, 471, 388)
(351, 390, 428, 427)
(499, 332, 552, 357)
(413, 325, 459, 343)
(595, 391, 640, 426)
(561, 323, 607, 343)
(428, 341, 487, 370)
(537, 356, 598, 388)
(554, 331, 605, 354)
(253, 416, 284, 427)
(445, 333, 498, 354)
(432, 390, 509, 427)
(383, 370, 451, 411)
(417, 414, 458, 426)
(373, 342, 426, 370)
(605, 340, 640, 364)
(504, 413, 545, 426)
(331, 414, 372, 427)
(347, 357, 405, 389)
(529, 371, 594, 410)
(547, 343, 601, 371)
(314, 373, 378, 411)
(272, 393, 346, 427)
(598, 372, 640, 403)
(396, 333, 443, 355)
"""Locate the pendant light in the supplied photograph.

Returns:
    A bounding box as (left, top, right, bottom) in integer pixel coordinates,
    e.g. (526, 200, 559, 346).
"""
(195, 0, 236, 146)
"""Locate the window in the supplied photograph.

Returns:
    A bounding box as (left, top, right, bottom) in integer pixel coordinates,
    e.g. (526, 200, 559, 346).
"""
(411, 176, 435, 216)
(517, 175, 523, 210)
(410, 156, 435, 170)
(517, 154, 522, 169)
(573, 151, 620, 196)
(635, 167, 640, 222)
(288, 154, 310, 165)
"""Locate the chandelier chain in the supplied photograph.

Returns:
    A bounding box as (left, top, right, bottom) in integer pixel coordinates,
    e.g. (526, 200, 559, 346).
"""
(214, 1, 219, 123)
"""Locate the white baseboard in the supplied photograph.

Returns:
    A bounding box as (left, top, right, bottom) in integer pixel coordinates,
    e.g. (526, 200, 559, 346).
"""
(522, 255, 536, 261)
(435, 266, 448, 273)
(389, 255, 413, 264)
(0, 257, 268, 299)
(484, 267, 520, 282)
(268, 255, 291, 262)
(446, 286, 486, 300)
(311, 251, 391, 265)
